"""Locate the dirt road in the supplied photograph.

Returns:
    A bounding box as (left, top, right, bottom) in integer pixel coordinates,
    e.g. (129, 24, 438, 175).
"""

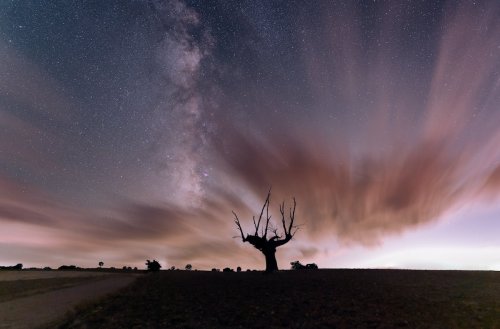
(0, 275, 136, 329)
(0, 271, 113, 282)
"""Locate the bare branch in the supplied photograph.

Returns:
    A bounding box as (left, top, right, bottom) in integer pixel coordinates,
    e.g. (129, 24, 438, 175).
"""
(264, 194, 271, 239)
(255, 189, 271, 235)
(288, 197, 297, 234)
(279, 201, 287, 234)
(232, 211, 246, 242)
(233, 190, 299, 258)
(270, 227, 281, 240)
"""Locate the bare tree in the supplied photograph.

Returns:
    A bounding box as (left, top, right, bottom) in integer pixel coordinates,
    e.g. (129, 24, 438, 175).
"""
(233, 189, 298, 273)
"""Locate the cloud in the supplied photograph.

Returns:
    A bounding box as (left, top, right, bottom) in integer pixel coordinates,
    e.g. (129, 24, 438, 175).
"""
(480, 165, 500, 199)
(0, 174, 254, 268)
(204, 1, 500, 247)
(0, 176, 68, 227)
(0, 40, 77, 178)
(211, 127, 468, 246)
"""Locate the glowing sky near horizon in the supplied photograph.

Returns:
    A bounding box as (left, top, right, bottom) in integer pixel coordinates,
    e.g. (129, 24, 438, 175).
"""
(0, 0, 499, 270)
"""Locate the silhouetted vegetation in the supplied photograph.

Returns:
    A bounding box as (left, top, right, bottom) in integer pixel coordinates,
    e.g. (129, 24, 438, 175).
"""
(145, 260, 161, 272)
(98, 261, 104, 268)
(223, 267, 234, 272)
(185, 264, 192, 271)
(0, 263, 23, 270)
(58, 265, 79, 270)
(291, 261, 318, 270)
(233, 189, 299, 273)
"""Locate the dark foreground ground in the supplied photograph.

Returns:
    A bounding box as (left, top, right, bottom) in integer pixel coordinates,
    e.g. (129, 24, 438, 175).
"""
(54, 269, 499, 329)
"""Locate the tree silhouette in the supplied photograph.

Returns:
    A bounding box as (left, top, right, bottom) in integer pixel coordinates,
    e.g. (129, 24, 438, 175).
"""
(98, 261, 104, 268)
(185, 264, 192, 271)
(290, 261, 318, 270)
(145, 259, 161, 272)
(291, 260, 305, 270)
(233, 189, 298, 273)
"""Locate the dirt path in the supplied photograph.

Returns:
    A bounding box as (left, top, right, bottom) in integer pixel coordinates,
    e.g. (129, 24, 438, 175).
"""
(0, 271, 112, 282)
(0, 275, 136, 329)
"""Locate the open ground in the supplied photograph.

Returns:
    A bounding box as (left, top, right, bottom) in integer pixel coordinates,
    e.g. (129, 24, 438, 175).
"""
(42, 269, 500, 329)
(0, 271, 137, 329)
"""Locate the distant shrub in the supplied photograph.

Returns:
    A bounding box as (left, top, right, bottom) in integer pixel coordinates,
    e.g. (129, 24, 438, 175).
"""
(237, 266, 242, 272)
(223, 267, 234, 272)
(291, 261, 318, 270)
(145, 260, 161, 272)
(0, 264, 23, 270)
(58, 265, 77, 270)
(185, 264, 192, 271)
(43, 266, 52, 270)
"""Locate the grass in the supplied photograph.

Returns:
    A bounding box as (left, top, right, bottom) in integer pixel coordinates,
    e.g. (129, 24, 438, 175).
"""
(0, 276, 108, 303)
(51, 269, 499, 328)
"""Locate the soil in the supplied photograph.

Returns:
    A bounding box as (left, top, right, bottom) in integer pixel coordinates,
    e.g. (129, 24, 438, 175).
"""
(0, 271, 113, 282)
(0, 273, 136, 329)
(54, 269, 499, 329)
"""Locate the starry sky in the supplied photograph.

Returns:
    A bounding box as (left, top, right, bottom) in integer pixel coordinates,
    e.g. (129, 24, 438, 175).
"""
(1, 0, 499, 270)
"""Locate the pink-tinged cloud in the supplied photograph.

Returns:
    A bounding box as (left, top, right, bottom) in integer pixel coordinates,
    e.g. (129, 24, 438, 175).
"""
(208, 1, 500, 246)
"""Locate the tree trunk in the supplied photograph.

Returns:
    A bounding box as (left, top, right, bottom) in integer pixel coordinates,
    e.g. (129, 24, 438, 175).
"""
(263, 249, 278, 273)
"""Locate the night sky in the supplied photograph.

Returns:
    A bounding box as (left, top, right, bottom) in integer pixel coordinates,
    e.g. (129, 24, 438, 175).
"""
(1, 0, 499, 270)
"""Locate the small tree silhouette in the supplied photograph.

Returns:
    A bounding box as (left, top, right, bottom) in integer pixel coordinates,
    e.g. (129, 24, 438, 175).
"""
(98, 261, 104, 268)
(291, 261, 318, 270)
(185, 264, 192, 271)
(145, 259, 161, 272)
(291, 261, 305, 269)
(233, 189, 298, 273)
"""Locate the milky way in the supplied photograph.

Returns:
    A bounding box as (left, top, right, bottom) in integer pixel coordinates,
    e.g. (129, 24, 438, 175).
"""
(0, 1, 499, 270)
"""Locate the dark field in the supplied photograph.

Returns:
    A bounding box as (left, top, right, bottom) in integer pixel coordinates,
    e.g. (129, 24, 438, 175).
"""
(55, 269, 499, 329)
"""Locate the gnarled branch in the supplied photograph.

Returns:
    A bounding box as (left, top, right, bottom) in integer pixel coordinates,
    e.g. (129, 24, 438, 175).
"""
(233, 189, 298, 248)
(233, 211, 246, 242)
